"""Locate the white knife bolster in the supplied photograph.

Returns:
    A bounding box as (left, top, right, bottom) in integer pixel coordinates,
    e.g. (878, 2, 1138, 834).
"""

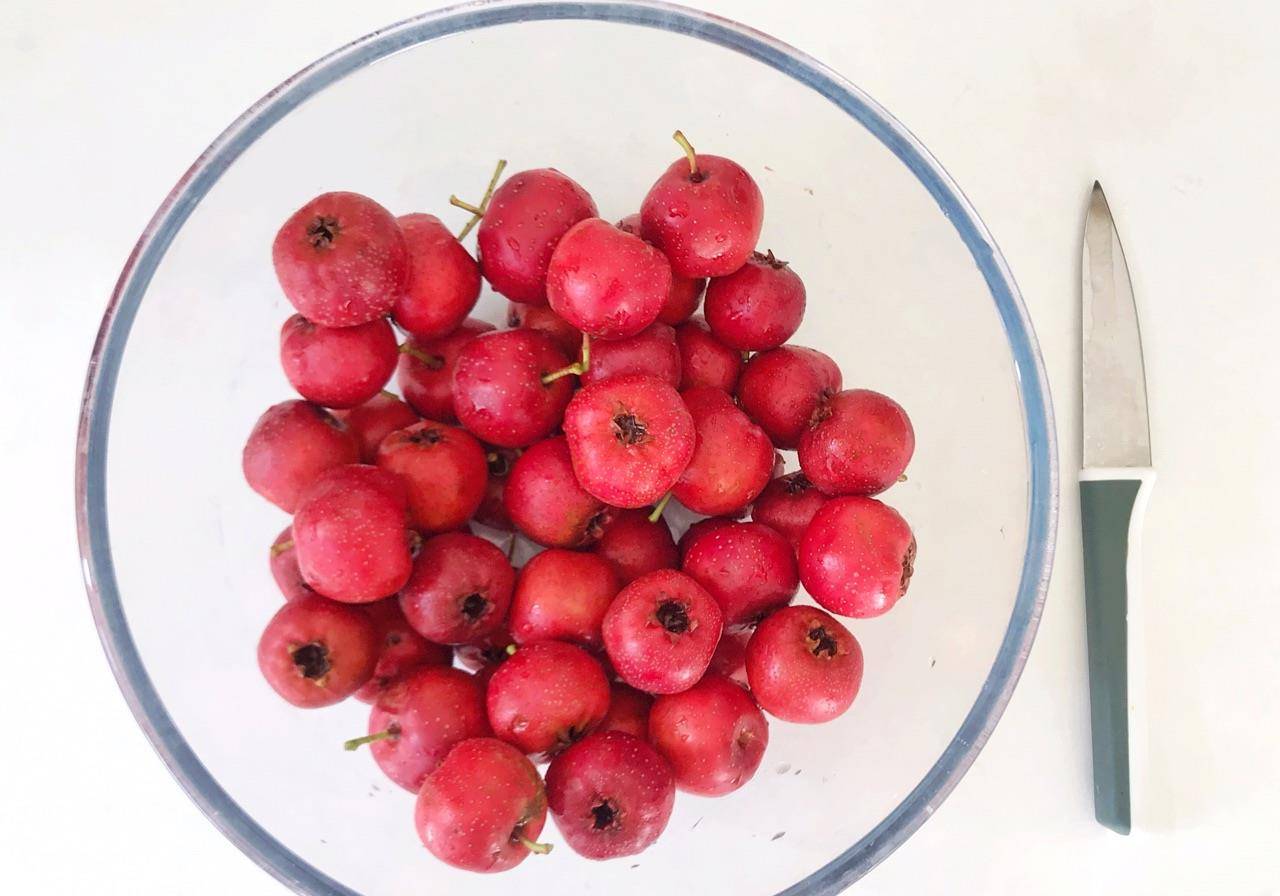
(1078, 467, 1157, 482)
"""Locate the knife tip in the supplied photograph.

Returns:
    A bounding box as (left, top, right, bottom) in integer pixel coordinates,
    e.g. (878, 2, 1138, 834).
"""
(1092, 179, 1105, 196)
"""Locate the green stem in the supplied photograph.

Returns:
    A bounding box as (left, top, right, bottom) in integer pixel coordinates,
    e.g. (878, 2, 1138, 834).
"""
(449, 196, 484, 216)
(648, 492, 673, 523)
(398, 342, 442, 367)
(580, 333, 591, 372)
(517, 836, 553, 855)
(541, 362, 584, 384)
(672, 129, 698, 177)
(455, 158, 509, 240)
(343, 729, 397, 751)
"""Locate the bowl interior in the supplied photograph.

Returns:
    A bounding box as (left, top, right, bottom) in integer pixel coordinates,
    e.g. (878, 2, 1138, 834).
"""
(87, 7, 1051, 896)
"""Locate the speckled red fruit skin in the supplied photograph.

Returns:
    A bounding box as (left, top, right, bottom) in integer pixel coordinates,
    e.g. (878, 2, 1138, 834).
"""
(681, 521, 798, 625)
(546, 731, 676, 860)
(474, 447, 519, 531)
(478, 169, 597, 305)
(594, 509, 679, 585)
(278, 315, 398, 410)
(452, 329, 575, 448)
(397, 318, 494, 422)
(746, 605, 863, 723)
(399, 533, 515, 644)
(242, 400, 359, 512)
(272, 191, 408, 326)
(616, 214, 706, 325)
(336, 392, 419, 463)
(676, 515, 737, 559)
(648, 673, 769, 796)
(580, 323, 681, 388)
(799, 388, 915, 496)
(737, 346, 841, 448)
(546, 218, 670, 340)
(269, 526, 313, 601)
(375, 421, 487, 533)
(292, 465, 412, 603)
(415, 737, 548, 873)
(506, 302, 583, 358)
(392, 213, 481, 339)
(257, 596, 378, 708)
(486, 641, 611, 758)
(503, 437, 608, 548)
(602, 569, 722, 695)
(675, 315, 744, 392)
(673, 386, 774, 516)
(708, 625, 751, 687)
(639, 155, 763, 278)
(703, 252, 806, 351)
(599, 683, 654, 737)
(354, 597, 453, 704)
(563, 374, 696, 508)
(508, 550, 620, 650)
(364, 666, 491, 791)
(751, 472, 830, 549)
(799, 496, 916, 618)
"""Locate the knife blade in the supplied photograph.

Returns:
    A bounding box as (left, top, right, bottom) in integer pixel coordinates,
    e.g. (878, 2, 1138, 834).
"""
(1083, 183, 1152, 468)
(1079, 181, 1156, 835)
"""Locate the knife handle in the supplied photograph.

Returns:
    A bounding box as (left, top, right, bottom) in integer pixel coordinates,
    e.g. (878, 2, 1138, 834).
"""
(1079, 468, 1155, 835)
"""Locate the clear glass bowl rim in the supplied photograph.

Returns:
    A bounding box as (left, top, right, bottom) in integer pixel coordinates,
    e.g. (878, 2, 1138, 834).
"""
(73, 2, 1060, 893)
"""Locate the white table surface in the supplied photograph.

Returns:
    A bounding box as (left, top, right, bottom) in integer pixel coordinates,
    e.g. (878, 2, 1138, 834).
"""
(4, 1, 1278, 892)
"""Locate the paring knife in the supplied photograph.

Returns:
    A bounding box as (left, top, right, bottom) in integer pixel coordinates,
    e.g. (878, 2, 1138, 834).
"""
(1080, 182, 1155, 835)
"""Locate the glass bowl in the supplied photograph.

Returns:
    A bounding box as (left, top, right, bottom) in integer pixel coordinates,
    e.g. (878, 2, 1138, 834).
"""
(75, 2, 1058, 894)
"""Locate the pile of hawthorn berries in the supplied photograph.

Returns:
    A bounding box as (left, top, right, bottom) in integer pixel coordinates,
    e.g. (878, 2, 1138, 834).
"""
(244, 132, 916, 872)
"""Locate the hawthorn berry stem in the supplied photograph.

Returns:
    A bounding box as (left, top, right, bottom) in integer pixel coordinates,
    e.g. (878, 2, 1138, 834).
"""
(540, 362, 583, 384)
(648, 491, 673, 523)
(398, 342, 441, 366)
(270, 539, 294, 557)
(343, 729, 396, 751)
(539, 331, 591, 385)
(449, 197, 485, 216)
(672, 129, 698, 177)
(454, 158, 509, 240)
(517, 836, 553, 855)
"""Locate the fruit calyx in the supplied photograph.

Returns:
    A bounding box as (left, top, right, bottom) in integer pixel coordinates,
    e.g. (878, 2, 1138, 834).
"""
(752, 249, 789, 270)
(806, 625, 839, 659)
(901, 538, 918, 593)
(613, 411, 648, 445)
(590, 798, 621, 831)
(460, 592, 490, 623)
(408, 428, 444, 446)
(784, 473, 812, 496)
(655, 598, 691, 634)
(306, 216, 340, 249)
(291, 642, 331, 681)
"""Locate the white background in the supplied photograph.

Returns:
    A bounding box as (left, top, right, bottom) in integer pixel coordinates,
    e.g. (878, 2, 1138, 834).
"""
(2, 0, 1278, 893)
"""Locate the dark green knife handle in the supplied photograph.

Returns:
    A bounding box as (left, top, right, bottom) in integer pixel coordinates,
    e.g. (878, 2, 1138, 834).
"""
(1080, 477, 1144, 835)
